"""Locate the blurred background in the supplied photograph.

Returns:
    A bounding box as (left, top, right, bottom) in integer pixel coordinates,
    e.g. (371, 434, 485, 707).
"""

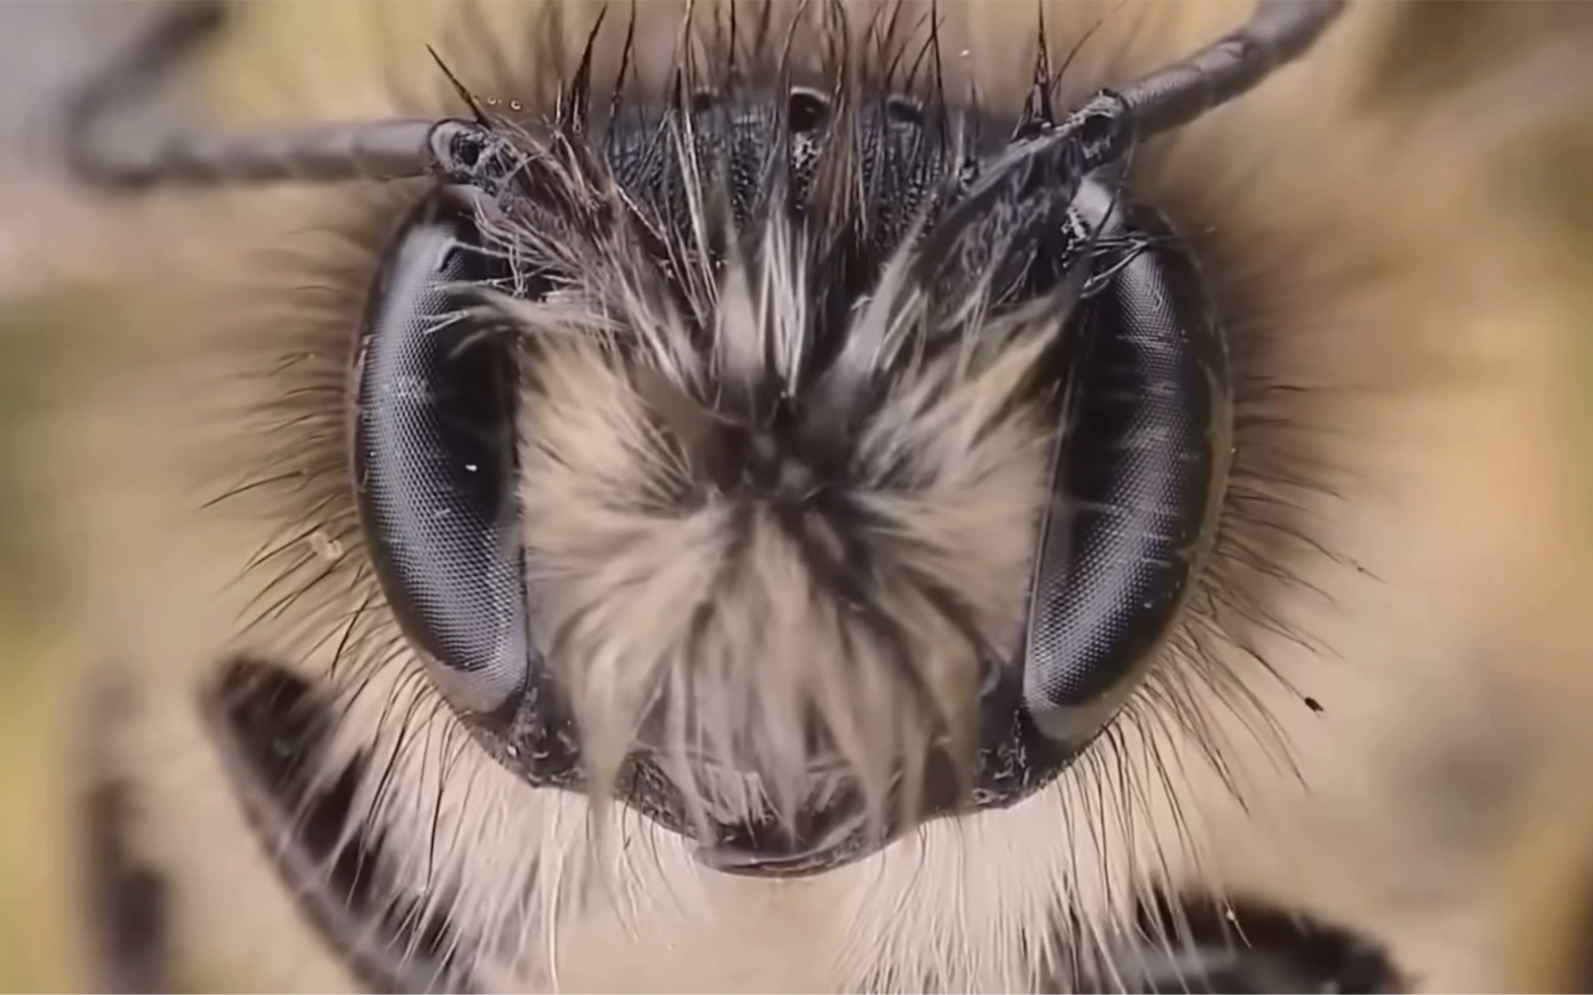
(0, 1, 1586, 991)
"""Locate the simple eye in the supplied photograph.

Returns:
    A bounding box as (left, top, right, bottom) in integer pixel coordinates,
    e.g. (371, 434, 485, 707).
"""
(353, 194, 528, 715)
(787, 87, 832, 133)
(1010, 180, 1231, 749)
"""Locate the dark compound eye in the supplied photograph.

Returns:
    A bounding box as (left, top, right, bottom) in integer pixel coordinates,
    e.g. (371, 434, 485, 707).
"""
(963, 174, 1232, 803)
(352, 194, 528, 714)
(1010, 179, 1232, 750)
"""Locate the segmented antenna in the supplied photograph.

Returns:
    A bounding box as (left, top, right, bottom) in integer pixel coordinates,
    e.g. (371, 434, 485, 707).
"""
(61, 0, 1346, 194)
(1118, 0, 1347, 137)
(60, 0, 439, 190)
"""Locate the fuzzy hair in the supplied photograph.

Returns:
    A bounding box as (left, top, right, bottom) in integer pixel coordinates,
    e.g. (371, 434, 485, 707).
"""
(487, 109, 1067, 834)
(42, 1, 1593, 992)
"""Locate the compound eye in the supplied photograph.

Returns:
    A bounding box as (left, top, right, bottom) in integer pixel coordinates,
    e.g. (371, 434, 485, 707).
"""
(1019, 180, 1233, 747)
(353, 194, 528, 714)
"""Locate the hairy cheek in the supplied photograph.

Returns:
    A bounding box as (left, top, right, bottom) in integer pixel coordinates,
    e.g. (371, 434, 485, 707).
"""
(516, 341, 668, 508)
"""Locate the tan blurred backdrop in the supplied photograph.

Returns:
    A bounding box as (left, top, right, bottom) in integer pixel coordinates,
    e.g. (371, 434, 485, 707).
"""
(0, 1, 1589, 991)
